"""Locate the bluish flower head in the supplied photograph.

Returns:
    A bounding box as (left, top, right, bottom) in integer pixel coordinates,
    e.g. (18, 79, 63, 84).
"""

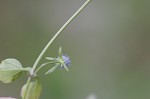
(56, 54, 71, 71)
(46, 47, 71, 72)
(62, 55, 71, 66)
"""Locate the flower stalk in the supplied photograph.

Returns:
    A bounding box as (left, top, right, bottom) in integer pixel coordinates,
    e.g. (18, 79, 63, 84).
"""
(31, 0, 92, 74)
(23, 0, 92, 98)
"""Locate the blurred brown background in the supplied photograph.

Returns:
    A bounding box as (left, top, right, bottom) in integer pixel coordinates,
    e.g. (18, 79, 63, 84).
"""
(0, 0, 150, 99)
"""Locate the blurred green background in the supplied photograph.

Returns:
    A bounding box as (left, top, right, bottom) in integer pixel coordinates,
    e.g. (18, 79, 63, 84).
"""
(0, 0, 150, 99)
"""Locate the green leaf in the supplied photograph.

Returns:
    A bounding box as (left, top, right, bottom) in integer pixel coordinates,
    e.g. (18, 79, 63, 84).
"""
(45, 57, 55, 61)
(45, 64, 59, 75)
(21, 79, 42, 99)
(58, 47, 62, 57)
(63, 64, 69, 71)
(0, 58, 29, 83)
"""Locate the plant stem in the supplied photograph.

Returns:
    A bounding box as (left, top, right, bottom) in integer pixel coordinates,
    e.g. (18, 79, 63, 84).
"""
(31, 0, 92, 74)
(23, 0, 92, 98)
(35, 61, 57, 74)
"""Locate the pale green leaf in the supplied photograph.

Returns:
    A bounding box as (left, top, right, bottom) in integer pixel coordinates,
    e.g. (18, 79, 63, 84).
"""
(0, 58, 30, 83)
(45, 64, 59, 75)
(63, 64, 69, 71)
(21, 79, 42, 99)
(45, 57, 55, 60)
(58, 47, 62, 57)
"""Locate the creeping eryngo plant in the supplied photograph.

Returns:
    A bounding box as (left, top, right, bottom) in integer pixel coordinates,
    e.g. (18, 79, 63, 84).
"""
(0, 0, 92, 99)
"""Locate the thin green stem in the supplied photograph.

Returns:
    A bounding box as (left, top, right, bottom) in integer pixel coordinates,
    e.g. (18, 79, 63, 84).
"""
(22, 0, 92, 98)
(31, 0, 92, 74)
(35, 61, 57, 74)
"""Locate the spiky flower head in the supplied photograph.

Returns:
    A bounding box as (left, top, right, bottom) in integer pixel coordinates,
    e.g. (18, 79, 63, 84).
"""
(57, 47, 71, 71)
(57, 54, 71, 71)
(62, 55, 71, 67)
(45, 47, 71, 74)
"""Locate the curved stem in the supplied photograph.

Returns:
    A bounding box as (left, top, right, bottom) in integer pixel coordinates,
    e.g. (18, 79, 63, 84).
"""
(23, 0, 92, 98)
(35, 61, 57, 74)
(31, 0, 92, 74)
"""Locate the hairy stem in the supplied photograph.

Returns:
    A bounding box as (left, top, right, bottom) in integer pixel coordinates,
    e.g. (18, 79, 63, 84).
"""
(31, 0, 92, 74)
(23, 0, 92, 98)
